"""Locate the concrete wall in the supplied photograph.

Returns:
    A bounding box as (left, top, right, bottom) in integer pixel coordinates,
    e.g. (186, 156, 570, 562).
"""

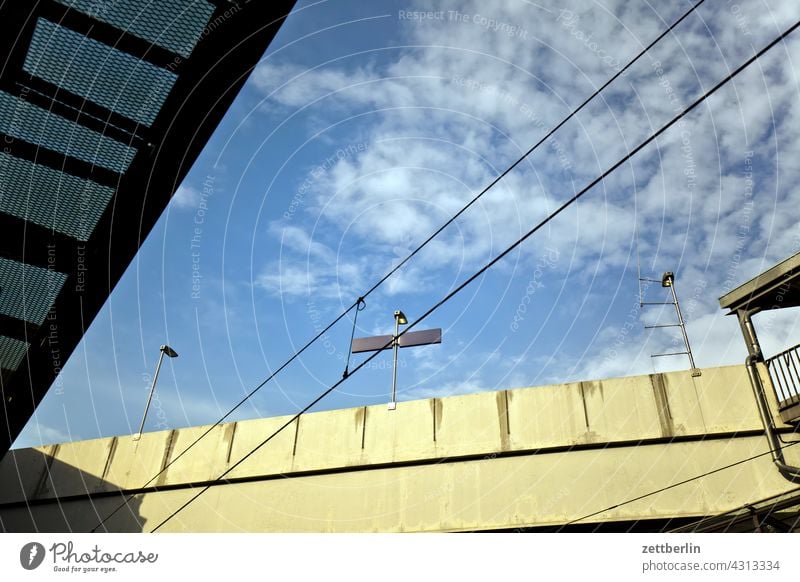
(1, 364, 798, 532)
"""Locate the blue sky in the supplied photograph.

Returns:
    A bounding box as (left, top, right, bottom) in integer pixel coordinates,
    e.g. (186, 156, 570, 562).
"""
(15, 0, 800, 447)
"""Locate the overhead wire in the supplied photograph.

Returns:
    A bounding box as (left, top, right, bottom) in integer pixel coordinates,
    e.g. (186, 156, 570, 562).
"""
(667, 485, 800, 532)
(561, 441, 800, 530)
(342, 297, 366, 378)
(148, 17, 800, 532)
(90, 299, 355, 531)
(90, 0, 710, 532)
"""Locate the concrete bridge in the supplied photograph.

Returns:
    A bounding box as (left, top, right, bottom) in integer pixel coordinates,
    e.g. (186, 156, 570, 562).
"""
(2, 363, 799, 532)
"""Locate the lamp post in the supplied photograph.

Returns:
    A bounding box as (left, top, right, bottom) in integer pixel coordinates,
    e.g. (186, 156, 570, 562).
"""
(389, 310, 408, 410)
(661, 272, 700, 376)
(133, 344, 178, 440)
(350, 311, 441, 411)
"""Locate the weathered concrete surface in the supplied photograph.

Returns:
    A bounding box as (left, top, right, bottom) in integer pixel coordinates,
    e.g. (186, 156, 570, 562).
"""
(1, 364, 797, 532)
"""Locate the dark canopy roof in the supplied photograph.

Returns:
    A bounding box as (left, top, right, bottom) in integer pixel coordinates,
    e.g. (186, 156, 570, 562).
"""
(719, 251, 800, 314)
(0, 0, 296, 455)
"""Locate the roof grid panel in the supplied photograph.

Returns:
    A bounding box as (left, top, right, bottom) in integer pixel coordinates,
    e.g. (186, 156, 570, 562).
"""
(55, 0, 216, 58)
(0, 91, 136, 173)
(0, 336, 29, 371)
(0, 257, 67, 326)
(0, 153, 114, 241)
(24, 18, 177, 126)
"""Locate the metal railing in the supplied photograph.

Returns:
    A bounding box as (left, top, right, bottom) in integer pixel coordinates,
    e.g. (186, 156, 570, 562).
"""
(766, 343, 800, 409)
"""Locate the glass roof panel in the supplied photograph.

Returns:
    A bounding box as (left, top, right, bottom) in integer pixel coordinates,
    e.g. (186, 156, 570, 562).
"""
(24, 18, 177, 126)
(55, 0, 216, 58)
(0, 336, 29, 371)
(0, 153, 114, 241)
(0, 90, 136, 173)
(0, 257, 67, 326)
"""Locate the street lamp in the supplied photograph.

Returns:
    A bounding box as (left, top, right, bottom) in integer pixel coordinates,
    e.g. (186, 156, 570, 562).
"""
(350, 311, 441, 411)
(389, 310, 408, 410)
(659, 271, 701, 377)
(133, 344, 178, 441)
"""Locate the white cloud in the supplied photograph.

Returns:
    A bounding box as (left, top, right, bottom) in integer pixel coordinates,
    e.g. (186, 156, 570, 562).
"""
(403, 378, 488, 400)
(256, 223, 369, 301)
(252, 61, 389, 109)
(13, 420, 76, 448)
(252, 0, 800, 386)
(171, 185, 201, 209)
(256, 264, 316, 298)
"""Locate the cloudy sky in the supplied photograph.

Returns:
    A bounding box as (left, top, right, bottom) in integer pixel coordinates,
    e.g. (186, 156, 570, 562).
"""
(15, 0, 800, 447)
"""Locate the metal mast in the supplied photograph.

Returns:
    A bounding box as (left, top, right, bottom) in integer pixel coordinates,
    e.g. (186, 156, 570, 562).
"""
(641, 271, 701, 377)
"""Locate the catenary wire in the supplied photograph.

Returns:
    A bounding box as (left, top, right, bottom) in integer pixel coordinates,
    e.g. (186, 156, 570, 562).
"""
(148, 18, 800, 532)
(342, 297, 367, 378)
(561, 441, 800, 530)
(89, 0, 709, 532)
(666, 485, 800, 532)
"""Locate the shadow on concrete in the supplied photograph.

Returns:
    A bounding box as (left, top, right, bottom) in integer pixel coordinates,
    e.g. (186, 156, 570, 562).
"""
(0, 446, 145, 532)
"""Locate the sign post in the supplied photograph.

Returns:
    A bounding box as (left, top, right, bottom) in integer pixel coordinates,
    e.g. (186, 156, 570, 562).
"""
(351, 311, 442, 410)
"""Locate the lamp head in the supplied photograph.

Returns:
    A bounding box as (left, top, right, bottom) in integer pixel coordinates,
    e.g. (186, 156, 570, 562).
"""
(160, 345, 179, 358)
(661, 272, 674, 288)
(394, 310, 408, 325)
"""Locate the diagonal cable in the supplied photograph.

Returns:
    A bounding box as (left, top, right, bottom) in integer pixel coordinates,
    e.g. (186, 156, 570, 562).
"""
(92, 0, 708, 531)
(148, 17, 800, 532)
